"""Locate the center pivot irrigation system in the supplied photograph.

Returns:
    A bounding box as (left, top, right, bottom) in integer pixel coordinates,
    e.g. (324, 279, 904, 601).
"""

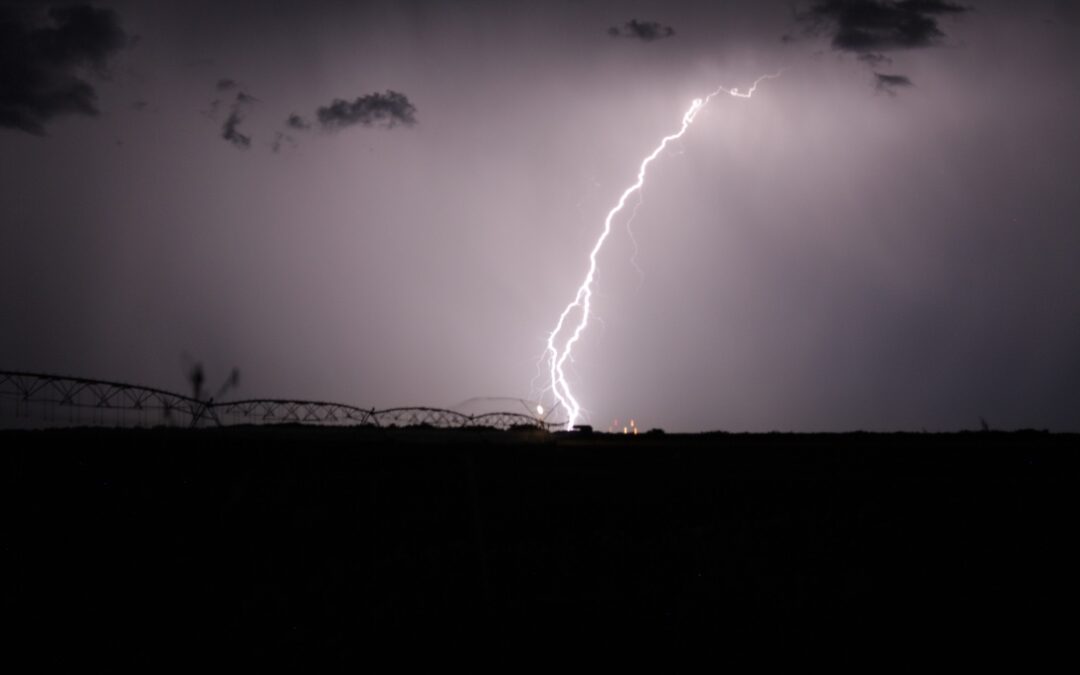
(541, 73, 782, 430)
(0, 371, 564, 431)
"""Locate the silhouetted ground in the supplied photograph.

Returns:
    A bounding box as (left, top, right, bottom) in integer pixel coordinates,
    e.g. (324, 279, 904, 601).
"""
(6, 426, 1078, 663)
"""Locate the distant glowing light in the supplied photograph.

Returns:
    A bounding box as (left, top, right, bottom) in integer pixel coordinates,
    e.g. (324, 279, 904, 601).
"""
(536, 404, 544, 416)
(542, 72, 782, 430)
(609, 418, 640, 435)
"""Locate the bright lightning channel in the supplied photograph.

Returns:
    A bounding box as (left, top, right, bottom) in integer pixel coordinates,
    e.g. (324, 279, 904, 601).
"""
(543, 72, 781, 430)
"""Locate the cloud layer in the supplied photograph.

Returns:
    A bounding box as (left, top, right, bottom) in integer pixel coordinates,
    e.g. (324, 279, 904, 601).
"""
(802, 0, 969, 53)
(315, 90, 417, 130)
(799, 1, 969, 91)
(607, 18, 676, 42)
(0, 4, 129, 135)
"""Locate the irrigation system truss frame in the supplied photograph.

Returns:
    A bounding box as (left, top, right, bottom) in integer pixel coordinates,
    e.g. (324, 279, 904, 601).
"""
(0, 370, 564, 431)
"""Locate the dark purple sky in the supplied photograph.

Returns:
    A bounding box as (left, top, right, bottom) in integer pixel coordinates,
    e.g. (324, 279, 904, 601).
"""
(2, 0, 1079, 431)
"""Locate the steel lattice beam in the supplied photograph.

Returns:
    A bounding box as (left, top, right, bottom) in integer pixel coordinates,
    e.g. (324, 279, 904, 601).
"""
(1, 371, 567, 431)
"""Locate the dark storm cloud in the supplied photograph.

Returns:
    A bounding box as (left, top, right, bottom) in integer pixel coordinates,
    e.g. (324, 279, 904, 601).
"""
(607, 19, 676, 42)
(874, 71, 913, 93)
(802, 0, 969, 53)
(316, 90, 417, 130)
(216, 77, 238, 91)
(221, 108, 249, 148)
(220, 91, 254, 149)
(0, 3, 129, 135)
(285, 113, 310, 130)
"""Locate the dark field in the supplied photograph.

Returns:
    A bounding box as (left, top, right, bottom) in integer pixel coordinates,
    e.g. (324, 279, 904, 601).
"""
(6, 426, 1078, 662)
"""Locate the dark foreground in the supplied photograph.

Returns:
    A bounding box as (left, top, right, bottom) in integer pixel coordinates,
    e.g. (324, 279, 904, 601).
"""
(6, 426, 1078, 662)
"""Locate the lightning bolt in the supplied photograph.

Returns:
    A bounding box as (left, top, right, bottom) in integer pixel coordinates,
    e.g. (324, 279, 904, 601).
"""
(543, 72, 781, 430)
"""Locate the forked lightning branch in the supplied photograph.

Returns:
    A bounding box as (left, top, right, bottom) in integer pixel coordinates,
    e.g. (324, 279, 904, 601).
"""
(542, 73, 782, 430)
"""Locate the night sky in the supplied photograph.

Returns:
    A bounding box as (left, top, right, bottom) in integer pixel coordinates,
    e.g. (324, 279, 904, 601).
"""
(2, 0, 1078, 432)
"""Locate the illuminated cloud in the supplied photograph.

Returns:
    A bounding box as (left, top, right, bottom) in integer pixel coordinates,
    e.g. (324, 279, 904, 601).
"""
(316, 90, 417, 130)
